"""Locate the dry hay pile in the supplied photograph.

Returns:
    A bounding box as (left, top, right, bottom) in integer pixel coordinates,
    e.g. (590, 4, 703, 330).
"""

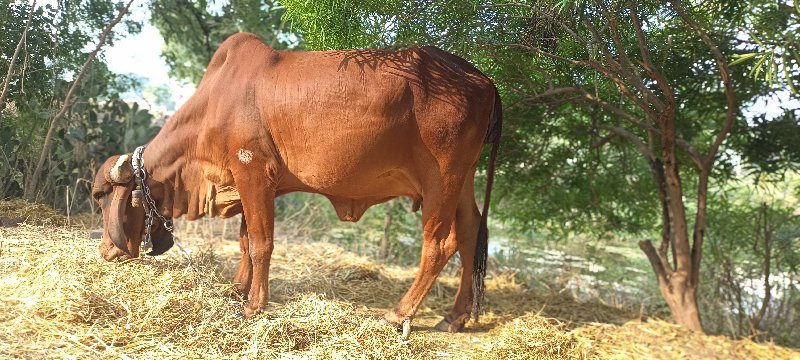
(0, 200, 67, 227)
(1, 216, 798, 358)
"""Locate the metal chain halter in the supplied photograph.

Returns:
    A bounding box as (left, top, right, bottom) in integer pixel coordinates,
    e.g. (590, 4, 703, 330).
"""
(132, 145, 173, 252)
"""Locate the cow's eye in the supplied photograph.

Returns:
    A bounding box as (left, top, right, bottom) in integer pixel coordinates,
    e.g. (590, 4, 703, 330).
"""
(93, 192, 105, 200)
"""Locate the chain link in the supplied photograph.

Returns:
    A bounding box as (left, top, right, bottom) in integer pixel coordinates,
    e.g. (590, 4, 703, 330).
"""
(129, 146, 236, 310)
(133, 145, 173, 252)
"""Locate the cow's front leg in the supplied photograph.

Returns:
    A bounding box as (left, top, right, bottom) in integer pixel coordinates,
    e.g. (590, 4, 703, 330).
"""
(234, 172, 277, 317)
(242, 190, 275, 317)
(233, 216, 253, 295)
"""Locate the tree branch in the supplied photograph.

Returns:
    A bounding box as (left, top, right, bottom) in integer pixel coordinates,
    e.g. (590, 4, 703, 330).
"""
(670, 0, 736, 283)
(0, 0, 36, 113)
(525, 86, 704, 168)
(581, 17, 660, 121)
(639, 240, 673, 284)
(669, 0, 735, 170)
(24, 0, 135, 200)
(588, 3, 666, 113)
(507, 41, 654, 120)
(596, 124, 655, 162)
(649, 158, 675, 271)
(751, 203, 771, 333)
(629, 4, 675, 106)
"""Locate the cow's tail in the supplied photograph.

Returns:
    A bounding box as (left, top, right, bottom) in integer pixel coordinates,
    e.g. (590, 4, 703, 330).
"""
(472, 85, 502, 323)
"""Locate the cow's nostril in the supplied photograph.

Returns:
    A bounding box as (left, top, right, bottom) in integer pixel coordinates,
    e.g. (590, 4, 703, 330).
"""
(100, 242, 131, 262)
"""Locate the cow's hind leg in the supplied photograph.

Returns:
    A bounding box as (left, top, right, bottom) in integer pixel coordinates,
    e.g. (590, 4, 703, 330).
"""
(384, 193, 460, 327)
(434, 181, 480, 332)
(233, 216, 253, 295)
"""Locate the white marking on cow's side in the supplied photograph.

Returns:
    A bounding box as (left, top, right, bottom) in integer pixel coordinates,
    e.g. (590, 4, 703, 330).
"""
(237, 149, 253, 164)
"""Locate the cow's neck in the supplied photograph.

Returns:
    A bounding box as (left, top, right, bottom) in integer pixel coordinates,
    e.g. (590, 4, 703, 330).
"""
(142, 98, 207, 220)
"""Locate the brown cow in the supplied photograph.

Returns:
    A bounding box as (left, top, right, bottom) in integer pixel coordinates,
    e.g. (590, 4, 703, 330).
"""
(91, 32, 501, 333)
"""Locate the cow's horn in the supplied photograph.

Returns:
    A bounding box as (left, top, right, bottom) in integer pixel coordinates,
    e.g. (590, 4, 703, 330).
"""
(109, 154, 133, 183)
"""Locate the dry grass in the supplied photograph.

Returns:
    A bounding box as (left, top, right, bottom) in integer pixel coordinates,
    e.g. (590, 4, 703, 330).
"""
(0, 199, 67, 227)
(0, 202, 798, 359)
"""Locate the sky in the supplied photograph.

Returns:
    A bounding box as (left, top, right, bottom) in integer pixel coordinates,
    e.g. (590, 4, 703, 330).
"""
(32, 0, 195, 112)
(102, 1, 196, 112)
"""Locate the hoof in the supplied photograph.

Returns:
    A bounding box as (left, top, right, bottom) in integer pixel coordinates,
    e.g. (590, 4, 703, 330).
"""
(434, 314, 469, 333)
(382, 310, 408, 328)
(242, 305, 262, 318)
(233, 283, 250, 295)
(383, 311, 412, 339)
(434, 318, 451, 332)
(401, 319, 411, 340)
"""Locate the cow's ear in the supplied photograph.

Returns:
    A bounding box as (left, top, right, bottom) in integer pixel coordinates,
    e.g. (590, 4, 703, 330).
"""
(147, 221, 174, 256)
(108, 184, 134, 255)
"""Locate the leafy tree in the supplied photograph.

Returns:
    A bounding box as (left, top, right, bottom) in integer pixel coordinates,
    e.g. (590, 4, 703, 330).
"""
(25, 0, 136, 200)
(0, 0, 155, 209)
(703, 177, 800, 345)
(727, 0, 800, 94)
(0, 0, 35, 112)
(151, 0, 297, 83)
(732, 109, 800, 178)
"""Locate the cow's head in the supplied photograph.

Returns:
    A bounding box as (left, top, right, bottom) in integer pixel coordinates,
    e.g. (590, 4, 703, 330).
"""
(92, 154, 174, 261)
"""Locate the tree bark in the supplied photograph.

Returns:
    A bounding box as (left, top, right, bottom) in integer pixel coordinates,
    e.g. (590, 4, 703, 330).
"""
(660, 277, 703, 331)
(0, 0, 36, 113)
(639, 239, 704, 332)
(24, 0, 134, 200)
(653, 103, 704, 332)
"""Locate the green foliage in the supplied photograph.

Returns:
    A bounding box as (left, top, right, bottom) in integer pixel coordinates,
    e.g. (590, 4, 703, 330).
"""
(0, 0, 154, 210)
(1, 94, 159, 209)
(702, 177, 800, 345)
(278, 0, 800, 339)
(282, 0, 487, 51)
(151, 0, 297, 83)
(726, 0, 800, 94)
(275, 193, 423, 265)
(736, 109, 800, 177)
(142, 83, 176, 111)
(279, 0, 798, 237)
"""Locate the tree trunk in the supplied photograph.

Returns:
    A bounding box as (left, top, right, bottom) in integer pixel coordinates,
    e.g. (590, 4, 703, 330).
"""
(751, 203, 771, 334)
(640, 239, 704, 332)
(24, 0, 134, 200)
(644, 104, 706, 332)
(659, 273, 703, 331)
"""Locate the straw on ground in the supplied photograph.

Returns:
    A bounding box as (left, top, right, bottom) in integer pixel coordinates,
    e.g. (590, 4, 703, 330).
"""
(0, 201, 797, 359)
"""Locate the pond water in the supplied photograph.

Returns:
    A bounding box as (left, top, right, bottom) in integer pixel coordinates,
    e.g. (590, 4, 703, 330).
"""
(490, 237, 659, 309)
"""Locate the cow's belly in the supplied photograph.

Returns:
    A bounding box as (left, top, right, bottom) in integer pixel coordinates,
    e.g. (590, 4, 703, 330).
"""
(287, 142, 420, 198)
(282, 136, 422, 223)
(275, 106, 422, 197)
